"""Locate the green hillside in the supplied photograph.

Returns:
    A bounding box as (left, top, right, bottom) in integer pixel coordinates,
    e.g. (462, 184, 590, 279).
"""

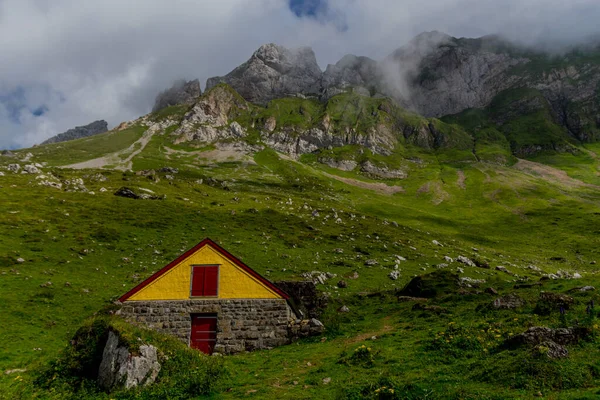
(2, 88, 600, 399)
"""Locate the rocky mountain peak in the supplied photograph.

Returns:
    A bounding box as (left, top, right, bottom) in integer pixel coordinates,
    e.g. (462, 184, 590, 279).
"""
(205, 43, 322, 105)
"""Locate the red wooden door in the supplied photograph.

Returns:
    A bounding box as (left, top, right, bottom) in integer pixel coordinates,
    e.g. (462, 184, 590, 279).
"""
(190, 314, 217, 354)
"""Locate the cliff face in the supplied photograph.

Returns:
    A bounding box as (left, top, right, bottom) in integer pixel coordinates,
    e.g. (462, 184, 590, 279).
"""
(41, 120, 108, 145)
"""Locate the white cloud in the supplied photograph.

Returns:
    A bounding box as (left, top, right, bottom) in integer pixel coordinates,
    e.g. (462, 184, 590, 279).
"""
(0, 0, 599, 148)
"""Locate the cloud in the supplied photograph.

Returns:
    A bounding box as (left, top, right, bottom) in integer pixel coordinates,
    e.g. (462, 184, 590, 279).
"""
(0, 0, 599, 148)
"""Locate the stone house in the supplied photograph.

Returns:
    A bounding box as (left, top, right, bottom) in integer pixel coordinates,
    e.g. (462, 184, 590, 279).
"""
(118, 238, 299, 354)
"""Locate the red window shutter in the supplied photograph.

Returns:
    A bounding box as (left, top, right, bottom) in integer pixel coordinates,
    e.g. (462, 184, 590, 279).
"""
(191, 267, 205, 296)
(204, 266, 219, 296)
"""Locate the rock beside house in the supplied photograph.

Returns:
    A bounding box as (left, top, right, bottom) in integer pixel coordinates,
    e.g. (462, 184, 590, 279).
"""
(98, 331, 161, 390)
(275, 280, 328, 318)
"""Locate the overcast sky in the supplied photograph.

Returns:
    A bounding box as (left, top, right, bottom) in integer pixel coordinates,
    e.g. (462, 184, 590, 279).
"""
(1, 0, 599, 149)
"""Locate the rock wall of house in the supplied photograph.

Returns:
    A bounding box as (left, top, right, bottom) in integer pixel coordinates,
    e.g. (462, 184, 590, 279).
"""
(118, 299, 291, 354)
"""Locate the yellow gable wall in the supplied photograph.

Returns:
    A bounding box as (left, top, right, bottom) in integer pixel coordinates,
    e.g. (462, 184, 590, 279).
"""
(126, 245, 281, 301)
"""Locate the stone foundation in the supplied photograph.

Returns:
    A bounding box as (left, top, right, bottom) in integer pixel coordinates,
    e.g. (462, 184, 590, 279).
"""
(119, 299, 291, 354)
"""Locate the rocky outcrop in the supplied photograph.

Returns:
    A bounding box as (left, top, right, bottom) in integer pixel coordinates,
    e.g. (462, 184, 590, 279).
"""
(152, 79, 201, 112)
(206, 44, 322, 105)
(98, 331, 161, 390)
(172, 85, 250, 144)
(262, 122, 396, 157)
(41, 120, 108, 145)
(360, 161, 406, 179)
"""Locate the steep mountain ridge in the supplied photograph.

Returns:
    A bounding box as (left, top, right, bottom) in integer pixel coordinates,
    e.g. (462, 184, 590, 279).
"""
(41, 120, 108, 145)
(202, 33, 600, 153)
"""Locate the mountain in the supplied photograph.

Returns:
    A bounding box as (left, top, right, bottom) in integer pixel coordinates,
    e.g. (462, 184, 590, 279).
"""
(4, 32, 600, 399)
(41, 120, 108, 145)
(205, 43, 322, 105)
(202, 33, 600, 155)
(152, 79, 201, 112)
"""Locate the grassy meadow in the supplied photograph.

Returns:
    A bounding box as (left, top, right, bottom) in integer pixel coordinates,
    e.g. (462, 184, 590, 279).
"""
(1, 91, 600, 398)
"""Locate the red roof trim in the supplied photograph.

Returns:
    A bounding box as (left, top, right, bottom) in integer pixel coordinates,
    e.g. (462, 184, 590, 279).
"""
(118, 238, 289, 302)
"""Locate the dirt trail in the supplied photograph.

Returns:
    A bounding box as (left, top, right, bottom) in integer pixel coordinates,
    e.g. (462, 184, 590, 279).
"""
(323, 172, 404, 195)
(62, 128, 155, 170)
(457, 170, 466, 189)
(513, 158, 600, 189)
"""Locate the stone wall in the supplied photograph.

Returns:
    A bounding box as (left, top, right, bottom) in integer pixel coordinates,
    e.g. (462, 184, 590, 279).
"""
(118, 299, 291, 354)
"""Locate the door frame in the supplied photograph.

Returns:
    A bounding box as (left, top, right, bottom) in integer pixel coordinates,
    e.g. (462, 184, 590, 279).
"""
(189, 313, 218, 354)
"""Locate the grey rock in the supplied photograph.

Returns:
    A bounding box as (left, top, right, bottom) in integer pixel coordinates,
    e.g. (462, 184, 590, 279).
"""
(98, 331, 161, 390)
(364, 259, 378, 266)
(360, 161, 407, 179)
(23, 164, 40, 174)
(337, 280, 347, 288)
(507, 326, 588, 347)
(1, 150, 15, 157)
(7, 164, 20, 173)
(534, 340, 569, 359)
(159, 167, 179, 174)
(206, 44, 322, 105)
(319, 158, 358, 171)
(41, 120, 108, 145)
(152, 79, 201, 112)
(457, 255, 475, 267)
(114, 187, 164, 200)
(388, 270, 400, 280)
(338, 305, 350, 313)
(492, 293, 525, 309)
(569, 286, 595, 292)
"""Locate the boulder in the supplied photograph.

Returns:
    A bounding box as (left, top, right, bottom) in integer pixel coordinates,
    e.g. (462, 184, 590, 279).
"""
(569, 286, 595, 292)
(275, 280, 328, 318)
(398, 270, 460, 298)
(457, 255, 475, 267)
(492, 293, 525, 309)
(114, 187, 164, 200)
(360, 161, 407, 179)
(506, 326, 588, 347)
(534, 292, 575, 315)
(23, 164, 40, 174)
(534, 340, 569, 359)
(7, 164, 20, 173)
(98, 331, 161, 390)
